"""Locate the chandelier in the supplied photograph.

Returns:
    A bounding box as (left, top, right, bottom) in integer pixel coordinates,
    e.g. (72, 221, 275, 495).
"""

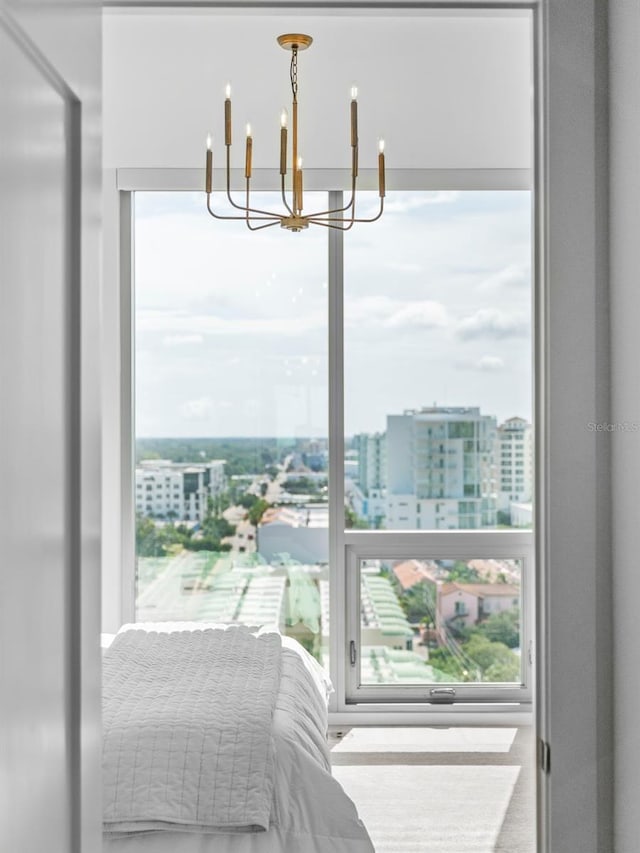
(204, 33, 386, 232)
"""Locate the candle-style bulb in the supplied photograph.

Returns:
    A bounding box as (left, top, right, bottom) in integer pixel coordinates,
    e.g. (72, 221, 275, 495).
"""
(378, 138, 385, 154)
(206, 133, 212, 150)
(280, 109, 288, 129)
(225, 83, 231, 99)
(246, 123, 252, 137)
(351, 85, 358, 100)
(297, 156, 303, 170)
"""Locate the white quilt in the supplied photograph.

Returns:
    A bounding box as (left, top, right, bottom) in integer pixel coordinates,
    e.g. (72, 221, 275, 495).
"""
(103, 625, 282, 837)
(103, 624, 374, 853)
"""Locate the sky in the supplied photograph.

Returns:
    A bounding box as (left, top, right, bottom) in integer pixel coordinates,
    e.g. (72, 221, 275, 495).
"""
(134, 189, 532, 438)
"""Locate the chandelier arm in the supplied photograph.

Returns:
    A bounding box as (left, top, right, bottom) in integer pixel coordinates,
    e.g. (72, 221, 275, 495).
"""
(309, 198, 385, 226)
(207, 195, 280, 222)
(221, 147, 283, 218)
(352, 197, 384, 223)
(302, 196, 354, 219)
(302, 173, 357, 220)
(245, 218, 281, 231)
(305, 218, 356, 231)
(281, 175, 294, 216)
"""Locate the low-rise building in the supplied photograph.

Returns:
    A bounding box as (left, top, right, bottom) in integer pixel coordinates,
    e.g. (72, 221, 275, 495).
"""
(437, 581, 520, 632)
(256, 503, 329, 564)
(135, 458, 226, 522)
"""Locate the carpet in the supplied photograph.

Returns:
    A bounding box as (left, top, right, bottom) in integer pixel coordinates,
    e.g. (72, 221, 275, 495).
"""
(331, 727, 517, 754)
(332, 764, 521, 853)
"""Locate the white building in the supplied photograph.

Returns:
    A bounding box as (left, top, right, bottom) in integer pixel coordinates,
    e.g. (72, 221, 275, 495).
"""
(496, 417, 533, 516)
(386, 407, 497, 529)
(135, 459, 226, 522)
(353, 432, 387, 525)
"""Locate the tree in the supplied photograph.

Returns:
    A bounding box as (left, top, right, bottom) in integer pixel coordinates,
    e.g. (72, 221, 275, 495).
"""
(463, 634, 519, 679)
(248, 498, 271, 527)
(398, 581, 437, 624)
(427, 647, 467, 681)
(447, 561, 485, 584)
(475, 608, 520, 648)
(345, 506, 368, 529)
(136, 514, 164, 557)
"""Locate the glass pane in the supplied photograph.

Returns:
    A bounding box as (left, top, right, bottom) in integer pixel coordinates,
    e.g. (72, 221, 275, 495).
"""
(134, 191, 330, 668)
(359, 557, 522, 685)
(344, 191, 533, 531)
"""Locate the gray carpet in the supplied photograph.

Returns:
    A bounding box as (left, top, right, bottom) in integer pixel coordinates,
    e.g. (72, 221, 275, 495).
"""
(330, 727, 536, 853)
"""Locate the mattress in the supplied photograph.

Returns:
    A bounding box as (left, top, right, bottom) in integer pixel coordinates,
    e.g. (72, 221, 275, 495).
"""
(103, 623, 374, 853)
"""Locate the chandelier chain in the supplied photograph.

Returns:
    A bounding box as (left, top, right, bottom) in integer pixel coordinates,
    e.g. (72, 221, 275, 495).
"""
(290, 47, 298, 101)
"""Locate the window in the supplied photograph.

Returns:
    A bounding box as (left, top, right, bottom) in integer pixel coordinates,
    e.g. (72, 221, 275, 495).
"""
(128, 179, 533, 708)
(133, 191, 329, 666)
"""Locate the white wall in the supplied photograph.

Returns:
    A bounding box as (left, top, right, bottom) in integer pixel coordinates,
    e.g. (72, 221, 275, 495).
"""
(103, 11, 532, 171)
(0, 0, 102, 849)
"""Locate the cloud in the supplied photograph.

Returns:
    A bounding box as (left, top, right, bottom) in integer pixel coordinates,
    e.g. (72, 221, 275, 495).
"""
(478, 264, 529, 291)
(180, 397, 231, 421)
(346, 296, 449, 330)
(162, 334, 204, 347)
(138, 308, 325, 337)
(455, 355, 505, 372)
(382, 191, 461, 214)
(456, 309, 529, 341)
(384, 262, 423, 274)
(384, 301, 449, 329)
(476, 355, 505, 371)
(357, 191, 461, 219)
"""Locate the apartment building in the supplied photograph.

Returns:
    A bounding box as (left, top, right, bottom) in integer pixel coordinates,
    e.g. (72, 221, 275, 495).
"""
(496, 417, 533, 517)
(135, 459, 226, 522)
(386, 407, 498, 529)
(353, 432, 387, 525)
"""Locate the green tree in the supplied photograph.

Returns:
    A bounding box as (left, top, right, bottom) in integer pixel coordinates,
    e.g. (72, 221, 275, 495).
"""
(345, 507, 368, 529)
(463, 634, 519, 679)
(447, 561, 485, 584)
(248, 498, 271, 527)
(427, 647, 467, 681)
(484, 659, 521, 681)
(398, 581, 437, 624)
(136, 514, 163, 556)
(475, 608, 520, 648)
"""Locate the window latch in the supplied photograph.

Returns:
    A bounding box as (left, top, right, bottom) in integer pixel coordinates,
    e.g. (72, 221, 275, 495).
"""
(349, 640, 357, 667)
(429, 687, 456, 703)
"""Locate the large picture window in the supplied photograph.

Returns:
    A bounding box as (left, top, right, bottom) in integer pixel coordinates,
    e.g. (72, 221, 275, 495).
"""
(131, 185, 533, 704)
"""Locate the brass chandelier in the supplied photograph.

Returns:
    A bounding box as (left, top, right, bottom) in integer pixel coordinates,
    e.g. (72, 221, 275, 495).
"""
(204, 33, 386, 232)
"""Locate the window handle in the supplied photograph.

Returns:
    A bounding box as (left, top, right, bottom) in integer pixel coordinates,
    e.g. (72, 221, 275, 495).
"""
(349, 640, 357, 667)
(429, 687, 456, 703)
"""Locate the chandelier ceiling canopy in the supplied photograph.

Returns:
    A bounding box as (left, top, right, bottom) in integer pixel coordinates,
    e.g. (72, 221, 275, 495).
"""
(204, 33, 386, 232)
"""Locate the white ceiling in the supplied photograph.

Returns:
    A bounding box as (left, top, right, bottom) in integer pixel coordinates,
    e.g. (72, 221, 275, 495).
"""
(103, 10, 533, 171)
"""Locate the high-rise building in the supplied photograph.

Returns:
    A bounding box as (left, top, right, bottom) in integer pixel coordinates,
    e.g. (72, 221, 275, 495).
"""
(135, 459, 227, 522)
(386, 407, 497, 529)
(353, 432, 387, 526)
(496, 416, 533, 517)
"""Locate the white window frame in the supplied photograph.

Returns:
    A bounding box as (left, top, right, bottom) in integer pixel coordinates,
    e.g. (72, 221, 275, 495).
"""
(344, 530, 534, 705)
(116, 167, 534, 722)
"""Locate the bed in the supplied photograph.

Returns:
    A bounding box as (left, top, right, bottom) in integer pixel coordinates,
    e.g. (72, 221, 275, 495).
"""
(102, 623, 374, 853)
